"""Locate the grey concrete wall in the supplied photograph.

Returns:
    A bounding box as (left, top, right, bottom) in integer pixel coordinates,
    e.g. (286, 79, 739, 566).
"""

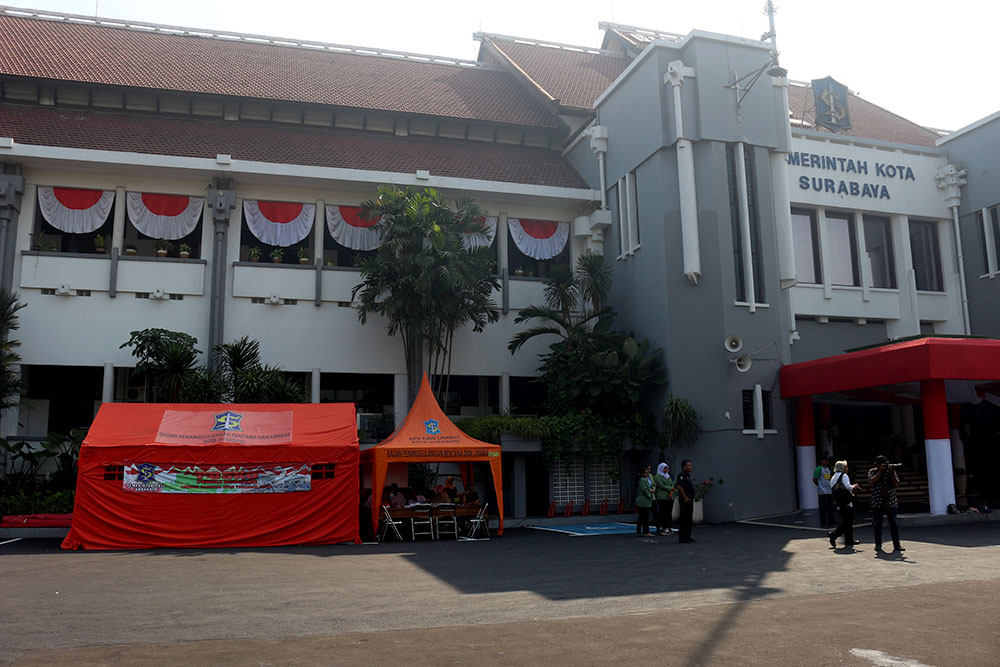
(790, 319, 889, 364)
(941, 116, 1000, 337)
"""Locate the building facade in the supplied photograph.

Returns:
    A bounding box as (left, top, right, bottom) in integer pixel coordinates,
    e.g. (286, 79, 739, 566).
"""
(1, 7, 997, 520)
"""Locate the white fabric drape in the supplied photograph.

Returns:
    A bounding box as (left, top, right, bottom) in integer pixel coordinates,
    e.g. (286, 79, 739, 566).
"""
(37, 186, 114, 234)
(462, 216, 497, 251)
(126, 192, 204, 240)
(508, 218, 569, 260)
(244, 200, 315, 247)
(325, 205, 383, 251)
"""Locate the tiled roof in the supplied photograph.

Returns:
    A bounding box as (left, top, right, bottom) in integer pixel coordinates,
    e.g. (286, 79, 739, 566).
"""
(481, 36, 629, 111)
(0, 13, 560, 129)
(599, 23, 684, 52)
(788, 82, 939, 148)
(1, 102, 589, 189)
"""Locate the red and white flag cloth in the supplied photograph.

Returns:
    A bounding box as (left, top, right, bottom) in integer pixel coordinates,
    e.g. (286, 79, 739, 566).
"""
(244, 200, 315, 247)
(325, 205, 383, 251)
(126, 192, 204, 240)
(462, 216, 498, 251)
(37, 186, 114, 234)
(508, 218, 568, 260)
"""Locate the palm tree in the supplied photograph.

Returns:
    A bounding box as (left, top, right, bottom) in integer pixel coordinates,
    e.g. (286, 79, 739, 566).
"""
(213, 336, 305, 403)
(353, 185, 499, 408)
(0, 290, 26, 416)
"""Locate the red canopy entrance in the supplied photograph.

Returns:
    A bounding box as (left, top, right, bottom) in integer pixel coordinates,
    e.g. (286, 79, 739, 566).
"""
(361, 375, 504, 535)
(62, 403, 360, 550)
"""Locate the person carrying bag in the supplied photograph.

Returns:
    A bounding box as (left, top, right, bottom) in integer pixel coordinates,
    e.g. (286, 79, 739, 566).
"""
(827, 460, 860, 548)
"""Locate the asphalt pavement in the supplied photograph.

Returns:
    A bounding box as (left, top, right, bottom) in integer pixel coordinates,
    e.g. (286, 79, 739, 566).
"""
(2, 521, 998, 665)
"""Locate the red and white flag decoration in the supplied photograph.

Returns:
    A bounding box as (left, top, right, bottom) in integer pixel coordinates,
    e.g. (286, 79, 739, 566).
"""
(126, 192, 204, 240)
(325, 205, 383, 251)
(462, 216, 498, 251)
(244, 200, 315, 247)
(37, 186, 114, 234)
(508, 218, 568, 260)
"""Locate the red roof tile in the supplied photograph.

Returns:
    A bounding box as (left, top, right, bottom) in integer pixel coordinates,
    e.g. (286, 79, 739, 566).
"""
(1, 102, 589, 189)
(0, 13, 560, 129)
(483, 37, 628, 111)
(787, 82, 939, 148)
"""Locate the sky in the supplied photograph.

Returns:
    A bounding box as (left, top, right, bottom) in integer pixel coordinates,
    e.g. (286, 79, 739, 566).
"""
(8, 0, 998, 131)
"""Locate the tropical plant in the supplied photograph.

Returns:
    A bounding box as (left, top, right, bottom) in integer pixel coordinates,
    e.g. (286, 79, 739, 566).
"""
(120, 328, 201, 402)
(269, 246, 284, 262)
(352, 185, 499, 408)
(0, 290, 26, 417)
(694, 477, 723, 501)
(660, 394, 701, 460)
(247, 246, 262, 261)
(296, 246, 309, 260)
(94, 234, 108, 250)
(154, 239, 173, 252)
(178, 243, 192, 255)
(213, 336, 305, 403)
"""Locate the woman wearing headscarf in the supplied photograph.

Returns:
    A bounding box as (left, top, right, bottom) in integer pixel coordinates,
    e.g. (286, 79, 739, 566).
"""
(828, 460, 861, 548)
(443, 476, 459, 502)
(635, 466, 654, 537)
(653, 463, 675, 535)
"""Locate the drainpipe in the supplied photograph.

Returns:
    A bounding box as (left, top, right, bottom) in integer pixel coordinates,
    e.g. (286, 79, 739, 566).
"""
(936, 164, 970, 334)
(665, 61, 700, 285)
(586, 126, 609, 210)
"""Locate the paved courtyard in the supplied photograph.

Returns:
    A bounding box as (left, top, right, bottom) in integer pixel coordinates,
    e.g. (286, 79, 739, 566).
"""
(2, 521, 999, 665)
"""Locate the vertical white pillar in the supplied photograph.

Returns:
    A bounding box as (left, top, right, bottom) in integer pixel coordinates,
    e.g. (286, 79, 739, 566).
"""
(393, 374, 408, 427)
(921, 380, 956, 515)
(102, 362, 114, 404)
(795, 397, 818, 510)
(665, 60, 700, 285)
(310, 368, 321, 404)
(112, 186, 126, 251)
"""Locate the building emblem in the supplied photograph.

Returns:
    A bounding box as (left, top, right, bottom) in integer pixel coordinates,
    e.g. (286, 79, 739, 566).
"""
(136, 463, 157, 483)
(812, 76, 851, 132)
(212, 411, 244, 432)
(424, 419, 440, 435)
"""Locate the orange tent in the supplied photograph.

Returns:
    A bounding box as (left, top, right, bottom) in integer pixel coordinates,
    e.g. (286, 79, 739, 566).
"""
(62, 403, 360, 550)
(361, 374, 503, 536)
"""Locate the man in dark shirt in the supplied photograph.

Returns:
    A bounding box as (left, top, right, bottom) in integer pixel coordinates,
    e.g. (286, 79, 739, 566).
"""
(676, 459, 697, 543)
(868, 454, 904, 552)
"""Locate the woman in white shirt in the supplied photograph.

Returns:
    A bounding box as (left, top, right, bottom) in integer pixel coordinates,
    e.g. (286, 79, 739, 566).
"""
(827, 460, 860, 548)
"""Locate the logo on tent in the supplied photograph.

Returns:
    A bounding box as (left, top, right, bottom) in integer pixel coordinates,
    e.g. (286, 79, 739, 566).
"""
(137, 463, 157, 482)
(423, 419, 440, 435)
(212, 411, 244, 432)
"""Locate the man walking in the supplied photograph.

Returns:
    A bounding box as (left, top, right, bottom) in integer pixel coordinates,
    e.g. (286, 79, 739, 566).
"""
(813, 456, 834, 527)
(676, 459, 696, 543)
(869, 454, 904, 552)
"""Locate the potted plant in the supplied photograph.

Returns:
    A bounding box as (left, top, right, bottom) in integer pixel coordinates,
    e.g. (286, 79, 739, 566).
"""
(30, 233, 40, 251)
(124, 244, 137, 256)
(178, 243, 191, 259)
(94, 234, 109, 254)
(45, 239, 61, 252)
(247, 246, 261, 262)
(297, 246, 310, 264)
(154, 239, 173, 257)
(270, 247, 284, 264)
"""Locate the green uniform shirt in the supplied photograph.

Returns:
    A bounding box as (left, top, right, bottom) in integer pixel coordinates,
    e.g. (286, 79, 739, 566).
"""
(653, 474, 675, 500)
(636, 476, 654, 508)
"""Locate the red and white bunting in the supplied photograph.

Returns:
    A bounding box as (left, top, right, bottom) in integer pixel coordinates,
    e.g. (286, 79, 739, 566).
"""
(508, 218, 568, 260)
(461, 216, 498, 251)
(126, 192, 204, 240)
(244, 200, 315, 247)
(37, 186, 114, 234)
(325, 205, 383, 251)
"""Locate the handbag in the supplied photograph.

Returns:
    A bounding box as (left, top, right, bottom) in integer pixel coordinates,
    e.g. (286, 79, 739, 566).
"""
(831, 473, 853, 507)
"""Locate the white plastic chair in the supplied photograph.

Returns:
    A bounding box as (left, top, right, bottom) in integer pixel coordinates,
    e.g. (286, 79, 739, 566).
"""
(466, 503, 490, 539)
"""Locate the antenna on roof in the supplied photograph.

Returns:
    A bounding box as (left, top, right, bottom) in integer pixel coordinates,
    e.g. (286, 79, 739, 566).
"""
(762, 1, 778, 54)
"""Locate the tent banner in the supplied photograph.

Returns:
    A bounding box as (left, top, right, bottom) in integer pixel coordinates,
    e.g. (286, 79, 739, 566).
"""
(156, 410, 293, 445)
(384, 448, 500, 460)
(123, 462, 312, 494)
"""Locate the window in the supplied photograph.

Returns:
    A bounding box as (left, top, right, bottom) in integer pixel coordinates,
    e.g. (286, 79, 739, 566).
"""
(909, 219, 943, 292)
(33, 187, 113, 255)
(742, 385, 775, 439)
(976, 206, 1000, 276)
(616, 170, 640, 256)
(824, 212, 859, 286)
(791, 208, 820, 283)
(727, 144, 765, 303)
(863, 215, 895, 288)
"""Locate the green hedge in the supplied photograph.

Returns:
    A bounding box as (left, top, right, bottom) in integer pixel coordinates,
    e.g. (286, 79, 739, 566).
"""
(0, 489, 75, 516)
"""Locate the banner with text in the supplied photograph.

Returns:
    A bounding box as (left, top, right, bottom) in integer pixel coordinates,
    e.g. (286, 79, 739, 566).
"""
(123, 463, 312, 494)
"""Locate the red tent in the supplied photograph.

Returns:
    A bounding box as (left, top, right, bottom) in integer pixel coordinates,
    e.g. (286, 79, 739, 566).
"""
(62, 403, 360, 550)
(361, 375, 504, 535)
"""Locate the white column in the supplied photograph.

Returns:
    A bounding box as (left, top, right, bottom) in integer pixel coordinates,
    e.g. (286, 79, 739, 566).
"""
(112, 186, 126, 251)
(393, 374, 408, 427)
(102, 362, 114, 403)
(310, 368, 321, 404)
(888, 214, 920, 338)
(665, 60, 700, 285)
